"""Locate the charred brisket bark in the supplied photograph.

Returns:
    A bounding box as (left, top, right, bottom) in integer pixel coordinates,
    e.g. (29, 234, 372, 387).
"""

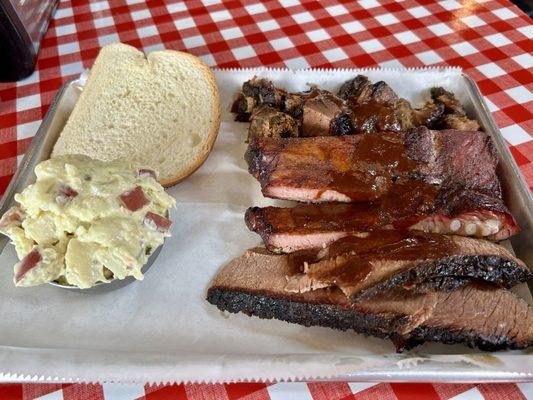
(207, 248, 533, 352)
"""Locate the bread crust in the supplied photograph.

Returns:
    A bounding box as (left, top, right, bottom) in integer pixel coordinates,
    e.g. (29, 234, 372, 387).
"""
(157, 50, 221, 187)
(53, 44, 221, 187)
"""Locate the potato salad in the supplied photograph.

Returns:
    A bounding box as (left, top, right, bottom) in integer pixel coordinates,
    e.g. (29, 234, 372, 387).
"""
(0, 155, 175, 288)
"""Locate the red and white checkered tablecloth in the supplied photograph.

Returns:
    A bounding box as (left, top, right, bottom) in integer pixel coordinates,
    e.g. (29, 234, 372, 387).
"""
(0, 382, 531, 400)
(0, 0, 531, 399)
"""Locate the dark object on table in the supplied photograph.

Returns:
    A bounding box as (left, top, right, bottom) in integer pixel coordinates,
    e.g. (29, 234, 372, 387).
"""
(0, 0, 58, 82)
(512, 0, 533, 17)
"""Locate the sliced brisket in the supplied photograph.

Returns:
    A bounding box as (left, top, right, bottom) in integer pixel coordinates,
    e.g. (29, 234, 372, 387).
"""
(280, 232, 531, 301)
(207, 248, 533, 352)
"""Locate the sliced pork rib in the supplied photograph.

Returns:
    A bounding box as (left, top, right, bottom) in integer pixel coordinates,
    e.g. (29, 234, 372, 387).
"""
(245, 203, 382, 253)
(245, 192, 518, 253)
(245, 128, 502, 203)
(282, 232, 531, 301)
(207, 248, 533, 352)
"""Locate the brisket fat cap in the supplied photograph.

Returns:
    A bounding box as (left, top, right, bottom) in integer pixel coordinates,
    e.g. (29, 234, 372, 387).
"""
(207, 248, 533, 352)
(282, 231, 530, 302)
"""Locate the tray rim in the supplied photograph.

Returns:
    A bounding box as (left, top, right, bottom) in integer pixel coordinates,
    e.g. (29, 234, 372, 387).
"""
(0, 68, 531, 384)
(0, 78, 76, 228)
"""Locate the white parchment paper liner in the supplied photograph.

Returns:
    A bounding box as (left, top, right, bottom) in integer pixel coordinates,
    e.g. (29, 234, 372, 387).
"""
(0, 67, 531, 383)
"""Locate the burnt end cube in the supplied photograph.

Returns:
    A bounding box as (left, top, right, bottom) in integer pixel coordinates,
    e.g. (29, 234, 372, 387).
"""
(301, 92, 344, 137)
(242, 78, 284, 108)
(331, 112, 353, 136)
(247, 106, 299, 141)
(338, 75, 371, 100)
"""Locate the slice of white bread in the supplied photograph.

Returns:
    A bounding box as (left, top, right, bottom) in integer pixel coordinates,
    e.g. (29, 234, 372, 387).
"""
(52, 43, 221, 186)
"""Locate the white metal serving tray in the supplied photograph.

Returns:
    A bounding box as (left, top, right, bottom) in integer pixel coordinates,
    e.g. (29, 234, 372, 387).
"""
(0, 68, 531, 383)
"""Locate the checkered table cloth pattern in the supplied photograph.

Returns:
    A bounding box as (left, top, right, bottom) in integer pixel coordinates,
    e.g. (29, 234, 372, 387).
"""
(0, 0, 531, 399)
(0, 382, 532, 400)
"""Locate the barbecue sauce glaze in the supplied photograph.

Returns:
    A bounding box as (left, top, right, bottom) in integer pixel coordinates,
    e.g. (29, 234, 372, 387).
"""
(321, 133, 437, 204)
(251, 180, 439, 235)
(349, 101, 401, 134)
(288, 231, 459, 297)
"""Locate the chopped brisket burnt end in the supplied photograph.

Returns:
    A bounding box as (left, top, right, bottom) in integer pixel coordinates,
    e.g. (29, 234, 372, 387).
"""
(431, 87, 466, 115)
(231, 77, 286, 121)
(338, 76, 445, 134)
(330, 112, 353, 136)
(395, 99, 445, 130)
(207, 248, 533, 352)
(248, 106, 299, 141)
(338, 75, 372, 101)
(349, 101, 402, 134)
(283, 91, 312, 119)
(231, 93, 255, 122)
(338, 75, 399, 105)
(301, 91, 345, 137)
(431, 87, 480, 131)
(243, 77, 285, 108)
(232, 76, 479, 137)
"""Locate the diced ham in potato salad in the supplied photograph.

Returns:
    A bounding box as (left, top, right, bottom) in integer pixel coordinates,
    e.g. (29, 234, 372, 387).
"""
(0, 155, 175, 289)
